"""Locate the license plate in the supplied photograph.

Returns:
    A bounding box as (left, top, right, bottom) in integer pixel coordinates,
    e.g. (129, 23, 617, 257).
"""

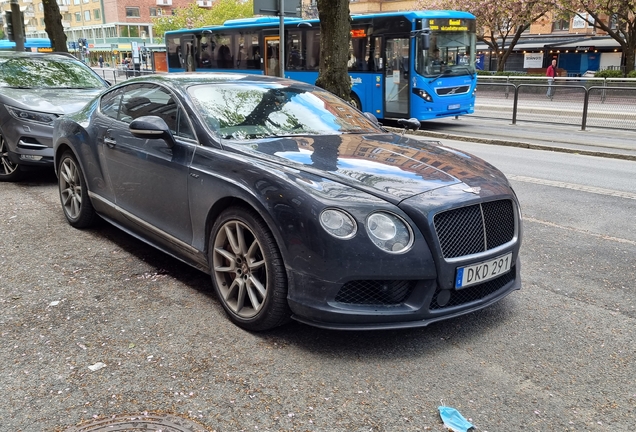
(455, 253, 512, 289)
(448, 104, 461, 110)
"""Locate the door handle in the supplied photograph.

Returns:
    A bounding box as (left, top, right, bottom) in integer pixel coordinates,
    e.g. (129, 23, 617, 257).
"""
(104, 137, 116, 148)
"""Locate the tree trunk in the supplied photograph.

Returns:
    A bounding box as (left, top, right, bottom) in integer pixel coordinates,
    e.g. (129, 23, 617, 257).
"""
(42, 0, 68, 53)
(625, 26, 636, 75)
(315, 0, 351, 101)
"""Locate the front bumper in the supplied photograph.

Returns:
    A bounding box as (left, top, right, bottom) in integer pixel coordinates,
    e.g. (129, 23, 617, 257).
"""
(287, 256, 521, 330)
(2, 118, 54, 167)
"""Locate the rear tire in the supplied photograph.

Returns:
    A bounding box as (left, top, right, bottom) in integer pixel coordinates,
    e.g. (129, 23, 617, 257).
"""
(208, 207, 290, 331)
(58, 151, 97, 228)
(0, 132, 22, 182)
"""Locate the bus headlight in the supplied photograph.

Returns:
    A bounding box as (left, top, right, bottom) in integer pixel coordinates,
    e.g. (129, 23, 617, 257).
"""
(412, 88, 433, 102)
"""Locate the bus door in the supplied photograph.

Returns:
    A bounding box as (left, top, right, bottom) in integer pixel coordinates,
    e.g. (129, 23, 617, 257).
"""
(264, 36, 280, 77)
(384, 37, 410, 117)
(180, 34, 197, 72)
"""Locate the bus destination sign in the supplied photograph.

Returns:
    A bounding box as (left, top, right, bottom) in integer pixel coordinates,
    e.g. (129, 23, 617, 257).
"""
(428, 18, 471, 32)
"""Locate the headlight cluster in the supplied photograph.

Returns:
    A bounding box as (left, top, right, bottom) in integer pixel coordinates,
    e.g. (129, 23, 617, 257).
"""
(366, 212, 413, 253)
(319, 208, 414, 253)
(412, 88, 433, 102)
(5, 105, 58, 125)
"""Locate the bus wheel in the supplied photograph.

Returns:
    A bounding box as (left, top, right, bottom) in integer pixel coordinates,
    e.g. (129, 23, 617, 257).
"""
(349, 94, 362, 110)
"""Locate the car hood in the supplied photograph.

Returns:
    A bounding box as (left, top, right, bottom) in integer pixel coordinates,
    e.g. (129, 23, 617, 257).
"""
(223, 133, 510, 203)
(0, 87, 104, 115)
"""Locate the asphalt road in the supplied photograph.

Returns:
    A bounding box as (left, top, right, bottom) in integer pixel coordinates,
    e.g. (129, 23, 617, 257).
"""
(1, 141, 635, 431)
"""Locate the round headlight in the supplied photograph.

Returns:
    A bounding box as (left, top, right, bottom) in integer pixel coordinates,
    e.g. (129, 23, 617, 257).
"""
(320, 209, 357, 239)
(366, 212, 413, 253)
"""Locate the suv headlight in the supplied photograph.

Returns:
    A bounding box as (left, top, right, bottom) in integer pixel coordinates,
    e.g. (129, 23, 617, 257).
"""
(366, 212, 413, 253)
(5, 105, 58, 125)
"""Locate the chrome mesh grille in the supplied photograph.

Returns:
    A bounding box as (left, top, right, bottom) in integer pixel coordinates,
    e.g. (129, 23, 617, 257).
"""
(434, 200, 515, 259)
(335, 280, 416, 305)
(436, 85, 470, 96)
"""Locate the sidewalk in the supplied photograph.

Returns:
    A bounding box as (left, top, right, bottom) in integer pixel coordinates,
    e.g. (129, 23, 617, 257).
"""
(408, 115, 636, 161)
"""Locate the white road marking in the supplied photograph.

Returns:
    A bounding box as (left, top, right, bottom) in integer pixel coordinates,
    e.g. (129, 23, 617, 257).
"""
(507, 175, 636, 201)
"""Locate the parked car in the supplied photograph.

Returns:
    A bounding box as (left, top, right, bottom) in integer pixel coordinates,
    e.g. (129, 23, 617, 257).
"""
(0, 51, 109, 181)
(53, 73, 522, 331)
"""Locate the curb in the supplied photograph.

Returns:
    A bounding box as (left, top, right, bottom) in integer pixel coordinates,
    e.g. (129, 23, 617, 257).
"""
(387, 127, 636, 162)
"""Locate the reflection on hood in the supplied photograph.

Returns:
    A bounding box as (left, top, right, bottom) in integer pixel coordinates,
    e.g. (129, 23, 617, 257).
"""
(226, 133, 508, 201)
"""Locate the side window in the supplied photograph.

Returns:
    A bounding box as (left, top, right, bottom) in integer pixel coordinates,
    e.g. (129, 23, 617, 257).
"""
(100, 88, 124, 119)
(119, 84, 177, 133)
(118, 84, 195, 140)
(176, 109, 195, 139)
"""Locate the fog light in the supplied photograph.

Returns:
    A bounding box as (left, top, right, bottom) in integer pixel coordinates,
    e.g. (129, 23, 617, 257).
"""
(20, 154, 43, 161)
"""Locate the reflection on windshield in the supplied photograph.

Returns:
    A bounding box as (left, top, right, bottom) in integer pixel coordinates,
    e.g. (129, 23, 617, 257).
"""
(416, 31, 476, 78)
(0, 57, 105, 88)
(187, 83, 382, 140)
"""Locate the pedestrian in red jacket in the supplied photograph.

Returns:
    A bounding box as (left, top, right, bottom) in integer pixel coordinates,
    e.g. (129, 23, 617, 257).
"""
(546, 59, 557, 98)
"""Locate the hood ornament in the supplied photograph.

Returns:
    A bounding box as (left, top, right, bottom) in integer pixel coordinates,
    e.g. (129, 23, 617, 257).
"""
(463, 186, 481, 195)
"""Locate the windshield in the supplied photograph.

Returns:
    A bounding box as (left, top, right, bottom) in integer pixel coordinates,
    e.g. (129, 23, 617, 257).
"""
(415, 30, 476, 78)
(0, 57, 106, 88)
(187, 83, 383, 140)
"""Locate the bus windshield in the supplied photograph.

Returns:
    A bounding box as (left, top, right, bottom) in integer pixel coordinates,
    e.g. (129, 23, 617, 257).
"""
(416, 30, 476, 78)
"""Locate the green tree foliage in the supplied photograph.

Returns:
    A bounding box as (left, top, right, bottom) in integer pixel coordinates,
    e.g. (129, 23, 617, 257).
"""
(553, 0, 636, 75)
(152, 0, 254, 39)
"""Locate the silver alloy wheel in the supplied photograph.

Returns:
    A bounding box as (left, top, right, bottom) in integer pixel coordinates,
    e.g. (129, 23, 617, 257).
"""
(212, 220, 268, 319)
(59, 156, 83, 220)
(0, 134, 18, 176)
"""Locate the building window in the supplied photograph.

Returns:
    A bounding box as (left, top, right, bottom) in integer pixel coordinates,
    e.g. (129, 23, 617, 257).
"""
(94, 9, 100, 20)
(63, 13, 71, 21)
(610, 14, 618, 30)
(83, 0, 89, 3)
(75, 12, 81, 22)
(84, 10, 91, 21)
(73, 0, 79, 4)
(150, 7, 162, 16)
(38, 3, 44, 11)
(126, 7, 140, 18)
(40, 18, 45, 26)
(553, 19, 570, 31)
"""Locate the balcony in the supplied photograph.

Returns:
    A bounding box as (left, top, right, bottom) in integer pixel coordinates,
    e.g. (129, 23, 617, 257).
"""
(62, 20, 71, 27)
(197, 0, 212, 7)
(59, 5, 68, 12)
(156, 0, 172, 5)
(24, 12, 35, 18)
(26, 25, 37, 32)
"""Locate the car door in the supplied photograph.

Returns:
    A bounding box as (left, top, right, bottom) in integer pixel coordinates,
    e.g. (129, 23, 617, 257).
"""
(101, 83, 197, 245)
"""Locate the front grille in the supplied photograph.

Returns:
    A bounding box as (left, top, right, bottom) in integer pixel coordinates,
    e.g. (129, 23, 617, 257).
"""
(335, 280, 416, 305)
(434, 200, 515, 259)
(436, 85, 470, 96)
(430, 267, 515, 310)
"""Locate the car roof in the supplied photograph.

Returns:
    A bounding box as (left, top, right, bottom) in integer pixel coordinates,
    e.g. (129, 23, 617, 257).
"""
(121, 72, 319, 92)
(0, 51, 81, 61)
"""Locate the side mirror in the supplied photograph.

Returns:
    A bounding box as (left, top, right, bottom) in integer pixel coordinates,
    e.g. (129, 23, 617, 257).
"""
(129, 116, 176, 148)
(420, 30, 430, 51)
(363, 112, 380, 125)
(397, 117, 421, 131)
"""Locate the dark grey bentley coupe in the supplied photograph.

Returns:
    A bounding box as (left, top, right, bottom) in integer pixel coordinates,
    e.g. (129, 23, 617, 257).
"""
(53, 73, 522, 331)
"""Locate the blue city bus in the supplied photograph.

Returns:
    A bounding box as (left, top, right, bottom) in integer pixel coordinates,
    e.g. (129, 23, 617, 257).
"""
(0, 38, 52, 51)
(164, 10, 477, 121)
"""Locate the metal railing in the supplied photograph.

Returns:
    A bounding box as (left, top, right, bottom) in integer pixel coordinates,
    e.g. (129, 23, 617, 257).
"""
(475, 76, 636, 130)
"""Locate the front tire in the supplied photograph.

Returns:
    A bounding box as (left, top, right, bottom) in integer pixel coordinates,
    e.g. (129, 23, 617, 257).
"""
(0, 132, 22, 182)
(350, 93, 362, 111)
(58, 151, 97, 228)
(208, 207, 290, 331)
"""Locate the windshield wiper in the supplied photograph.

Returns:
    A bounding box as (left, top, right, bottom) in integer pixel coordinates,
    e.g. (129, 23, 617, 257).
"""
(428, 69, 453, 83)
